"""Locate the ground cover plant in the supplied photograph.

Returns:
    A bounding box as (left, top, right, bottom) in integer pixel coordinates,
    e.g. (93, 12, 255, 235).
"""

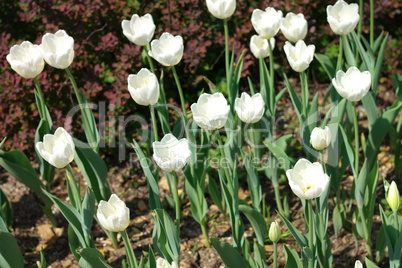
(0, 0, 401, 267)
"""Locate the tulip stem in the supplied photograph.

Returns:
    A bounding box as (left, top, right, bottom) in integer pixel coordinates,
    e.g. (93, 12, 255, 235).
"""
(171, 66, 187, 122)
(171, 172, 181, 234)
(300, 71, 308, 116)
(352, 101, 359, 173)
(145, 44, 155, 74)
(121, 230, 138, 268)
(369, 0, 374, 49)
(66, 165, 82, 212)
(358, 206, 373, 260)
(223, 19, 231, 104)
(33, 78, 52, 129)
(273, 242, 278, 268)
(150, 105, 159, 142)
(200, 220, 211, 248)
(94, 214, 119, 249)
(336, 36, 343, 71)
(268, 41, 275, 116)
(307, 199, 315, 268)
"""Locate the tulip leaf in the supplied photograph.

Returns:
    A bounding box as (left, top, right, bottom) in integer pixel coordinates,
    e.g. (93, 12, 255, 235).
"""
(284, 245, 302, 268)
(76, 248, 112, 268)
(239, 203, 266, 246)
(339, 124, 357, 178)
(241, 151, 262, 212)
(207, 176, 224, 213)
(0, 187, 13, 229)
(264, 140, 291, 171)
(341, 35, 356, 67)
(364, 257, 380, 268)
(332, 204, 343, 237)
(361, 93, 378, 130)
(279, 212, 308, 247)
(0, 231, 24, 268)
(211, 238, 246, 268)
(314, 53, 336, 81)
(0, 216, 8, 233)
(81, 189, 95, 248)
(74, 138, 111, 203)
(282, 69, 303, 121)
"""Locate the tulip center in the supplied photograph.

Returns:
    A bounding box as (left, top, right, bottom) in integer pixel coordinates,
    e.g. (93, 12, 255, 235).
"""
(302, 184, 314, 193)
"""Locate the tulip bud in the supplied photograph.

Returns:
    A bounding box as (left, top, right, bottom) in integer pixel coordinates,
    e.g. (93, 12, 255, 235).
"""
(354, 260, 363, 268)
(127, 68, 159, 106)
(286, 159, 330, 200)
(206, 0, 236, 20)
(97, 194, 130, 232)
(153, 134, 191, 172)
(386, 181, 400, 212)
(332, 67, 371, 102)
(190, 93, 230, 130)
(35, 127, 75, 169)
(280, 12, 308, 43)
(6, 41, 45, 79)
(283, 40, 315, 73)
(249, 35, 275, 59)
(40, 30, 74, 69)
(327, 0, 360, 35)
(251, 7, 283, 39)
(122, 13, 156, 46)
(148, 32, 184, 67)
(310, 126, 331, 151)
(234, 92, 265, 123)
(269, 220, 281, 243)
(156, 258, 179, 268)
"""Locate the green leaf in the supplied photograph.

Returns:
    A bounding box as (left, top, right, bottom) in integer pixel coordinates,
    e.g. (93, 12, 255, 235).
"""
(355, 159, 369, 209)
(342, 35, 357, 67)
(241, 151, 262, 212)
(284, 246, 302, 268)
(279, 212, 308, 247)
(314, 53, 336, 80)
(211, 238, 246, 268)
(282, 70, 303, 120)
(264, 140, 291, 171)
(339, 124, 357, 178)
(332, 204, 343, 237)
(364, 257, 380, 268)
(207, 176, 224, 213)
(0, 232, 24, 268)
(361, 93, 378, 130)
(239, 203, 267, 246)
(81, 189, 95, 248)
(0, 187, 13, 229)
(77, 248, 112, 268)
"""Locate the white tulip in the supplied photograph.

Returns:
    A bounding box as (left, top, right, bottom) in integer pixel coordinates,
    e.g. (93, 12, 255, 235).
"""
(6, 41, 45, 79)
(354, 260, 363, 268)
(190, 93, 230, 130)
(122, 13, 156, 46)
(40, 29, 74, 69)
(97, 194, 130, 232)
(35, 127, 75, 169)
(286, 158, 330, 200)
(251, 7, 283, 39)
(249, 35, 275, 59)
(156, 258, 179, 268)
(283, 40, 315, 72)
(310, 126, 331, 151)
(206, 0, 236, 19)
(127, 68, 159, 106)
(148, 32, 184, 66)
(280, 12, 308, 43)
(153, 134, 191, 172)
(386, 181, 400, 212)
(332, 67, 371, 102)
(234, 92, 265, 123)
(327, 0, 360, 35)
(268, 220, 281, 243)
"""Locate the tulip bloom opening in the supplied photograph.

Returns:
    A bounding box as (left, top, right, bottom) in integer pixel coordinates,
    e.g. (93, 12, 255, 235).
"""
(327, 0, 360, 35)
(40, 29, 74, 69)
(251, 7, 283, 39)
(6, 41, 45, 79)
(283, 40, 315, 73)
(234, 92, 265, 124)
(127, 68, 159, 106)
(332, 67, 371, 102)
(148, 32, 184, 67)
(250, 35, 275, 59)
(310, 126, 331, 151)
(280, 12, 308, 43)
(97, 194, 130, 233)
(206, 0, 236, 20)
(122, 13, 156, 46)
(152, 134, 191, 172)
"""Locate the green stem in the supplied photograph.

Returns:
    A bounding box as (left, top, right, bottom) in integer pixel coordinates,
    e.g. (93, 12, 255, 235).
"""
(352, 102, 359, 173)
(336, 36, 343, 72)
(393, 210, 399, 236)
(145, 44, 155, 73)
(215, 132, 231, 184)
(300, 71, 308, 117)
(273, 242, 278, 268)
(307, 199, 315, 268)
(200, 220, 211, 248)
(121, 230, 138, 268)
(369, 0, 374, 49)
(149, 105, 159, 142)
(358, 206, 373, 260)
(66, 165, 82, 212)
(94, 214, 119, 248)
(171, 172, 181, 234)
(223, 19, 231, 100)
(171, 65, 187, 121)
(268, 41, 275, 116)
(273, 184, 285, 217)
(357, 0, 363, 41)
(33, 78, 47, 122)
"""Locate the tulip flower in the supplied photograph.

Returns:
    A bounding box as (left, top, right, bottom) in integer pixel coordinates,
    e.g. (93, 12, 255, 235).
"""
(249, 35, 275, 59)
(97, 194, 130, 232)
(122, 13, 156, 46)
(36, 127, 75, 169)
(251, 7, 283, 39)
(156, 258, 179, 268)
(332, 67, 371, 102)
(286, 158, 330, 199)
(327, 0, 360, 35)
(40, 29, 74, 69)
(386, 181, 400, 212)
(206, 0, 236, 20)
(190, 93, 230, 131)
(354, 260, 363, 268)
(280, 12, 308, 43)
(310, 126, 331, 151)
(234, 92, 265, 123)
(269, 220, 282, 243)
(127, 68, 159, 106)
(6, 41, 45, 79)
(152, 134, 191, 172)
(148, 32, 184, 66)
(283, 40, 315, 72)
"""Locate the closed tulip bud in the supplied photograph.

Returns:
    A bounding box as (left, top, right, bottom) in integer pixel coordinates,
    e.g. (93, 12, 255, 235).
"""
(235, 92, 265, 123)
(122, 14, 156, 46)
(269, 220, 282, 243)
(97, 194, 130, 232)
(327, 0, 359, 35)
(35, 127, 75, 169)
(153, 134, 191, 172)
(283, 40, 315, 72)
(127, 68, 159, 106)
(190, 93, 230, 131)
(206, 0, 236, 19)
(148, 32, 184, 66)
(386, 181, 400, 212)
(250, 35, 275, 59)
(251, 7, 283, 39)
(332, 67, 371, 102)
(280, 12, 308, 43)
(286, 159, 330, 200)
(156, 258, 179, 268)
(40, 30, 74, 69)
(354, 260, 363, 268)
(310, 126, 331, 151)
(6, 41, 45, 79)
